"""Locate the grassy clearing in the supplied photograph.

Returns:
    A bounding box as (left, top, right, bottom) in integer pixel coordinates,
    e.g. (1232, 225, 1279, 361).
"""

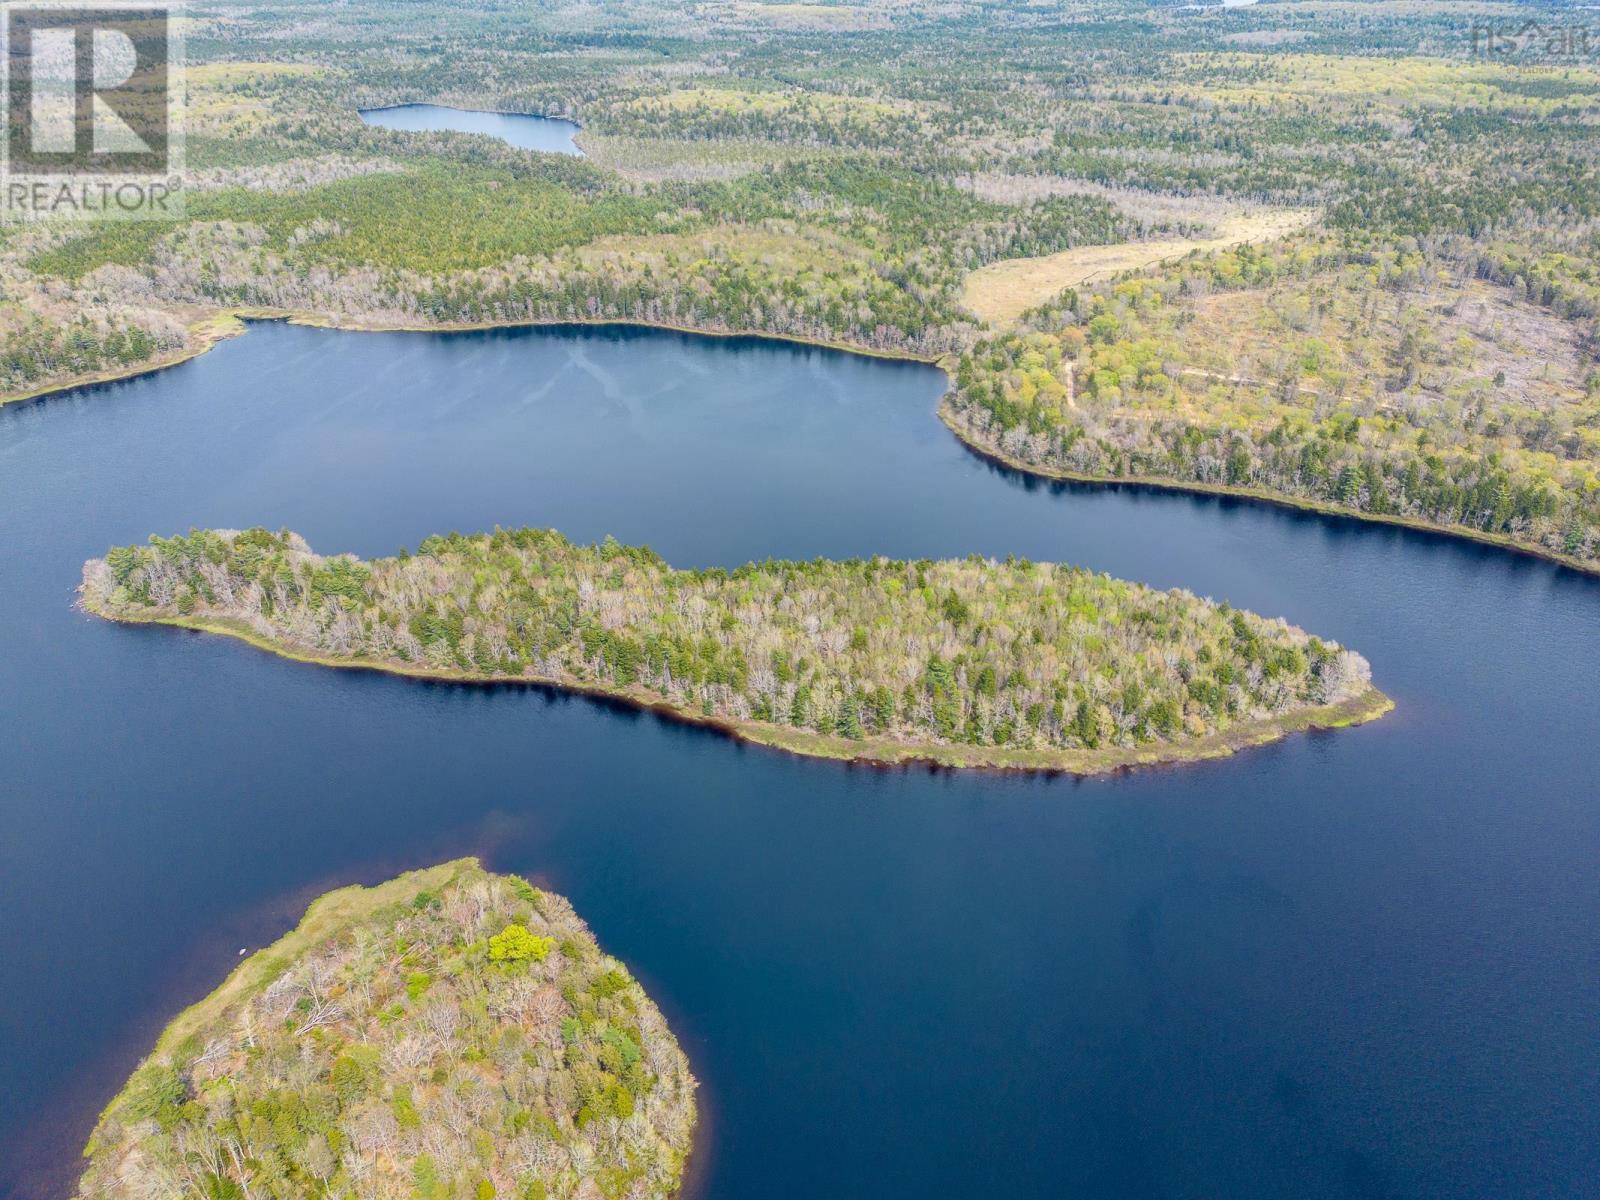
(186, 62, 322, 85)
(1183, 275, 1595, 417)
(961, 208, 1319, 328)
(580, 133, 841, 182)
(1176, 52, 1600, 113)
(140, 860, 474, 1061)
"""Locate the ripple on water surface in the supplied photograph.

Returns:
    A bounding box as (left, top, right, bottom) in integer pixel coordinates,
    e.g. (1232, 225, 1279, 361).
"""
(2, 322, 1599, 1200)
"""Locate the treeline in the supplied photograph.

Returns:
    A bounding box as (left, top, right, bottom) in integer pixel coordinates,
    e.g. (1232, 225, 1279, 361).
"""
(948, 236, 1600, 564)
(27, 153, 1135, 356)
(0, 313, 185, 394)
(83, 527, 1376, 756)
(15, 0, 1600, 449)
(74, 862, 696, 1200)
(51, 217, 978, 356)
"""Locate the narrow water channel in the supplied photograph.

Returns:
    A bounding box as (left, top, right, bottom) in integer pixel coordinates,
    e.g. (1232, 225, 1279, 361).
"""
(2, 323, 1595, 1200)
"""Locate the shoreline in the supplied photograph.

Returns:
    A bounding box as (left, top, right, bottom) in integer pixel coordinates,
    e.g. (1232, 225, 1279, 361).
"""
(145, 860, 478, 1062)
(357, 103, 579, 122)
(79, 856, 699, 1198)
(356, 102, 583, 131)
(939, 402, 1600, 581)
(11, 303, 1589, 580)
(83, 600, 1394, 778)
(356, 102, 588, 158)
(0, 306, 942, 411)
(77, 859, 481, 1144)
(227, 306, 948, 364)
(0, 312, 249, 410)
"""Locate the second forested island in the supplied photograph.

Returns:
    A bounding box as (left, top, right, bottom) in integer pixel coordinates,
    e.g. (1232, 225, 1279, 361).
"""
(73, 859, 696, 1200)
(81, 527, 1390, 772)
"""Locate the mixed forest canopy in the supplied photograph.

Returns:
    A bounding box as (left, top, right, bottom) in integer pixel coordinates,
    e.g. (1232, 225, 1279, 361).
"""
(73, 859, 697, 1200)
(946, 236, 1600, 564)
(81, 526, 1385, 769)
(4, 0, 1596, 570)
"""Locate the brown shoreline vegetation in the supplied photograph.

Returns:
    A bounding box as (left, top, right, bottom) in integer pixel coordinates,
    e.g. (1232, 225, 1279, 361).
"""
(946, 239, 1600, 576)
(0, 311, 249, 409)
(13, 302, 1596, 581)
(0, 307, 940, 411)
(73, 859, 697, 1200)
(81, 526, 1390, 776)
(939, 400, 1600, 579)
(9, 2, 1600, 583)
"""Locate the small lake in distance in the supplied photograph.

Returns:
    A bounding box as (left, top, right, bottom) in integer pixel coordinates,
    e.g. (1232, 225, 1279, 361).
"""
(359, 104, 583, 154)
(1, 322, 1597, 1200)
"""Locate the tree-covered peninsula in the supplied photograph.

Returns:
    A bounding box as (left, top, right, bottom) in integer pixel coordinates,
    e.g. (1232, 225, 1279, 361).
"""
(81, 527, 1389, 771)
(73, 859, 696, 1200)
(12, 1, 1600, 574)
(945, 236, 1600, 569)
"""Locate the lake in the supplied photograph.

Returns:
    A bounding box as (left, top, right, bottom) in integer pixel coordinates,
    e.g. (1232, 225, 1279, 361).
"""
(358, 104, 583, 154)
(2, 322, 1597, 1200)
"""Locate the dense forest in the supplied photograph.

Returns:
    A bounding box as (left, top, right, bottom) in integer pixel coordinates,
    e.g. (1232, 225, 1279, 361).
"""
(6, 0, 1598, 566)
(946, 235, 1600, 564)
(74, 860, 696, 1200)
(0, 310, 183, 395)
(81, 526, 1384, 768)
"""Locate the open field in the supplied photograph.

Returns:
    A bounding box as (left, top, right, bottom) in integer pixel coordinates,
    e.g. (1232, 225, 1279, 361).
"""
(579, 133, 841, 182)
(961, 208, 1319, 328)
(1174, 52, 1600, 113)
(137, 861, 471, 1059)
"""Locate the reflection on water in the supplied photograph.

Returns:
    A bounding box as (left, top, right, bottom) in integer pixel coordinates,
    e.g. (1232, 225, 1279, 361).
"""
(2, 322, 1598, 1200)
(359, 104, 583, 154)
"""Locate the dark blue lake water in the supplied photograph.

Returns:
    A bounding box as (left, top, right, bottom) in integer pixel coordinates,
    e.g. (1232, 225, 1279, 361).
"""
(358, 105, 583, 154)
(2, 323, 1597, 1200)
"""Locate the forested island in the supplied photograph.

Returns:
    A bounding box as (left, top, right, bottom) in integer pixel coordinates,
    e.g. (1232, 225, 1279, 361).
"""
(81, 527, 1389, 772)
(73, 859, 696, 1200)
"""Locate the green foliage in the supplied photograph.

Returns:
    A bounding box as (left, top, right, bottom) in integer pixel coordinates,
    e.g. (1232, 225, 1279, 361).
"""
(13, 0, 1600, 481)
(75, 865, 695, 1200)
(950, 239, 1600, 565)
(88, 525, 1372, 760)
(0, 311, 177, 393)
(413, 1155, 441, 1200)
(330, 1044, 380, 1102)
(488, 923, 556, 963)
(121, 1063, 186, 1124)
(601, 1026, 642, 1069)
